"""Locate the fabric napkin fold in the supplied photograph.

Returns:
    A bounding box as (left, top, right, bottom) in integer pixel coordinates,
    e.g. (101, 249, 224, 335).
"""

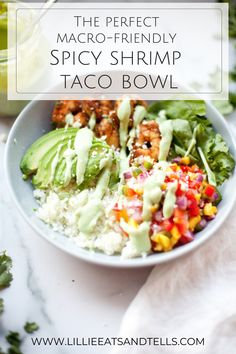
(113, 206, 236, 354)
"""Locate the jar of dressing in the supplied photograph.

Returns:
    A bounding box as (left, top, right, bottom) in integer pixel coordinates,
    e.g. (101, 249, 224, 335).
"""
(0, 1, 46, 117)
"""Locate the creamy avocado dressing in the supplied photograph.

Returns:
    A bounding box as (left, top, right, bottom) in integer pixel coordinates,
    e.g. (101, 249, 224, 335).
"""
(50, 144, 63, 182)
(117, 98, 132, 176)
(77, 151, 113, 234)
(185, 124, 198, 157)
(142, 169, 166, 221)
(120, 220, 151, 255)
(63, 148, 76, 186)
(127, 105, 146, 150)
(65, 113, 74, 126)
(117, 98, 131, 148)
(88, 113, 96, 130)
(163, 180, 177, 218)
(156, 109, 167, 123)
(158, 120, 173, 161)
(74, 128, 94, 186)
(99, 149, 113, 170)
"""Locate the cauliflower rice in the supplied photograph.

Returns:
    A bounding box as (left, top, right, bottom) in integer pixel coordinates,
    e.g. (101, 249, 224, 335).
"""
(34, 188, 132, 258)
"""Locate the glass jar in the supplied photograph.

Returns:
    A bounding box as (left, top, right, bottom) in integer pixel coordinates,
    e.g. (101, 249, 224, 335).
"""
(0, 1, 46, 117)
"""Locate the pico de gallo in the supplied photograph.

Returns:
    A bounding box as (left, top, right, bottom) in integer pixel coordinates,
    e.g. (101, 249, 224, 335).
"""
(113, 156, 221, 253)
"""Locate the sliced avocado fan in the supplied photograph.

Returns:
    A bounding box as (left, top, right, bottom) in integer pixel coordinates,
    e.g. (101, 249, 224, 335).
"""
(20, 128, 118, 190)
(20, 128, 78, 175)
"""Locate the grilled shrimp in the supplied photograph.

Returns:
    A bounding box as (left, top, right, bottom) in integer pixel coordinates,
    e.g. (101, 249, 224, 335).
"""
(52, 100, 114, 128)
(82, 100, 114, 121)
(52, 100, 82, 127)
(94, 109, 120, 148)
(51, 99, 149, 151)
(131, 120, 161, 161)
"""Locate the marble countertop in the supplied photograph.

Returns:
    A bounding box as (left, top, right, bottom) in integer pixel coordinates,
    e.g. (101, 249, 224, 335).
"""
(0, 117, 152, 353)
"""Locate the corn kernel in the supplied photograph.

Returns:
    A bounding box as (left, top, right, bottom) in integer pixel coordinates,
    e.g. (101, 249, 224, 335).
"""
(150, 204, 158, 213)
(188, 172, 195, 181)
(181, 156, 190, 165)
(158, 234, 172, 252)
(153, 244, 162, 252)
(170, 237, 179, 248)
(151, 233, 159, 242)
(189, 215, 201, 231)
(203, 203, 217, 216)
(170, 225, 181, 240)
(152, 233, 172, 252)
(161, 183, 167, 191)
(128, 218, 138, 228)
(135, 188, 143, 196)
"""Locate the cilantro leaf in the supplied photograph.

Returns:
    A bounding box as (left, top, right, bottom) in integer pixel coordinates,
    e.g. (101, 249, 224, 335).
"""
(24, 322, 39, 334)
(5, 332, 22, 354)
(0, 252, 13, 289)
(148, 100, 206, 119)
(6, 332, 21, 347)
(196, 125, 235, 185)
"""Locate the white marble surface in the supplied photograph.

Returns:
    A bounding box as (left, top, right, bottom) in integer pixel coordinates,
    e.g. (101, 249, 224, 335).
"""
(0, 117, 152, 353)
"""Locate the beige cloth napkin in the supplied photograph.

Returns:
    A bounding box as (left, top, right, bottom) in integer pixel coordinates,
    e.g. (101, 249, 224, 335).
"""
(113, 207, 236, 354)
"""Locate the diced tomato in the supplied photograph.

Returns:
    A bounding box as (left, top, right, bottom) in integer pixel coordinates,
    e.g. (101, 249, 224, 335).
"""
(188, 205, 200, 217)
(174, 208, 186, 220)
(113, 208, 129, 222)
(189, 180, 200, 190)
(171, 164, 178, 172)
(179, 233, 194, 244)
(177, 221, 188, 235)
(204, 185, 215, 198)
(180, 165, 190, 172)
(186, 190, 195, 201)
(176, 183, 184, 197)
(123, 186, 136, 198)
(160, 219, 174, 232)
(113, 203, 121, 212)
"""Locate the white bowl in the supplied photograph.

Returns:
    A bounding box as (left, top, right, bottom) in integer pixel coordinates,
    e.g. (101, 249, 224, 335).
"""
(4, 100, 236, 268)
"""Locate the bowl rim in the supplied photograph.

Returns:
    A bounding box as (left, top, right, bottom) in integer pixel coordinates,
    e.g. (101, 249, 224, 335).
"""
(4, 100, 236, 268)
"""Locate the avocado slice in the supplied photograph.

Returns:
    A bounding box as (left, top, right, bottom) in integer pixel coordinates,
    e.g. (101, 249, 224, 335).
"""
(21, 127, 119, 190)
(54, 138, 113, 189)
(32, 136, 76, 189)
(20, 128, 78, 175)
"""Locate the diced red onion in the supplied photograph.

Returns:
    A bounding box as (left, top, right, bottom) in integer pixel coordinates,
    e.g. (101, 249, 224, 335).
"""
(137, 172, 149, 183)
(151, 223, 162, 234)
(213, 192, 219, 200)
(198, 219, 207, 230)
(196, 174, 204, 183)
(123, 171, 132, 179)
(176, 196, 188, 210)
(132, 210, 143, 222)
(153, 211, 163, 222)
(199, 200, 205, 208)
(205, 215, 216, 221)
(180, 231, 194, 244)
(172, 157, 181, 163)
(128, 199, 142, 208)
